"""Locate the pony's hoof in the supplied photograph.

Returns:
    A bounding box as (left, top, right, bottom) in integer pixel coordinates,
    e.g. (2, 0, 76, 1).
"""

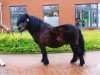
(43, 61, 49, 66)
(44, 63, 49, 66)
(41, 59, 49, 66)
(70, 61, 74, 64)
(79, 63, 84, 67)
(79, 60, 85, 67)
(41, 59, 43, 62)
(70, 60, 77, 64)
(79, 64, 83, 67)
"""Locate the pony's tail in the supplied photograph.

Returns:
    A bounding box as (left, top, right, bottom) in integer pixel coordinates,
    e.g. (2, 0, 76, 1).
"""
(78, 28, 85, 55)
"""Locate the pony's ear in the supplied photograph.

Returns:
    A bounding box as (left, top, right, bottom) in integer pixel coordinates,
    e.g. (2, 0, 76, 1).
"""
(26, 13, 29, 18)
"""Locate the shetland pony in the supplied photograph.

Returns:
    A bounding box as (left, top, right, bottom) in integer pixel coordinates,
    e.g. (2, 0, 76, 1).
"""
(17, 13, 85, 66)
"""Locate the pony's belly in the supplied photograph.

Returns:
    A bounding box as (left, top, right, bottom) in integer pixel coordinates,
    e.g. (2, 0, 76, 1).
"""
(40, 36, 66, 48)
(47, 41, 64, 48)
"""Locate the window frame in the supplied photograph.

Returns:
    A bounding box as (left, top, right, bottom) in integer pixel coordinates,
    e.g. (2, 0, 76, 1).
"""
(43, 4, 59, 17)
(43, 4, 60, 27)
(10, 5, 27, 32)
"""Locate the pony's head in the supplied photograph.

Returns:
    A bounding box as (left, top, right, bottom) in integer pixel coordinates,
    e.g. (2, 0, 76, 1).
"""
(17, 13, 29, 32)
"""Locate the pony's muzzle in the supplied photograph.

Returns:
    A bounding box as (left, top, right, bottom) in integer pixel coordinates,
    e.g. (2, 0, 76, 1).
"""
(18, 26, 23, 32)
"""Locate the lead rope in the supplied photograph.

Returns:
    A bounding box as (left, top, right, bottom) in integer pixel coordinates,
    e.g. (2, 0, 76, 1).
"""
(6, 31, 22, 40)
(20, 32, 22, 38)
(7, 31, 14, 37)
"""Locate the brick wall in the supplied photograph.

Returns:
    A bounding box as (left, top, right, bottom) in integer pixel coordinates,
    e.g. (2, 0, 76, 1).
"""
(1, 0, 99, 31)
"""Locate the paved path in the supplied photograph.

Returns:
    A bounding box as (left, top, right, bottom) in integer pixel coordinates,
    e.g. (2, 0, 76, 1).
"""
(0, 51, 100, 75)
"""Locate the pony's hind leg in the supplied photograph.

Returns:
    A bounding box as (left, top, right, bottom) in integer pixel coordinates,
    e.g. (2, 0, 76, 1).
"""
(78, 48, 85, 67)
(78, 29, 85, 66)
(70, 44, 85, 66)
(70, 44, 78, 64)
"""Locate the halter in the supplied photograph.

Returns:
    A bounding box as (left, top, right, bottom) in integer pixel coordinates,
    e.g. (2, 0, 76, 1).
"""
(26, 18, 29, 22)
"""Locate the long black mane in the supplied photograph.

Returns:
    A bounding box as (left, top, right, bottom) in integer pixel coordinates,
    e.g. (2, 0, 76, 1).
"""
(28, 15, 52, 33)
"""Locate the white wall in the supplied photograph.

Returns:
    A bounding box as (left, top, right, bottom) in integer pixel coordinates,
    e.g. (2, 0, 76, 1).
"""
(98, 3, 100, 27)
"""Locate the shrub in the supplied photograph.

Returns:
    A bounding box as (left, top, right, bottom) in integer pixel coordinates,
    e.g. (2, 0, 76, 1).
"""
(0, 30, 100, 53)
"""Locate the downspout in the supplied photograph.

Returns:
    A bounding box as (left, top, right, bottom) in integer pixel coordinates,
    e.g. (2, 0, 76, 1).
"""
(0, 2, 3, 33)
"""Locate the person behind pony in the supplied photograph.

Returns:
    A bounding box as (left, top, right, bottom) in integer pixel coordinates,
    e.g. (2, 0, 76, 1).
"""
(0, 21, 11, 32)
(0, 21, 11, 66)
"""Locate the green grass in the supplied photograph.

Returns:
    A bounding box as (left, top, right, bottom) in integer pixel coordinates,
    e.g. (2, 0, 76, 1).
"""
(0, 30, 100, 53)
(82, 30, 100, 51)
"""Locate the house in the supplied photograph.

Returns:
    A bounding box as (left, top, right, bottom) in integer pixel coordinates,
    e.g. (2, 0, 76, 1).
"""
(0, 0, 100, 32)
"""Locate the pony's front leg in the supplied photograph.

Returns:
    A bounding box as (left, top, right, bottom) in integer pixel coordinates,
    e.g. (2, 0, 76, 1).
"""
(39, 45, 49, 66)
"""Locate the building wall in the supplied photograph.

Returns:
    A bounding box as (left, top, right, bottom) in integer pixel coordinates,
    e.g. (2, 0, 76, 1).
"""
(1, 0, 100, 30)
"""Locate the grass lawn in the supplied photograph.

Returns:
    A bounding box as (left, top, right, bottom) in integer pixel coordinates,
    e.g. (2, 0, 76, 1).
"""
(0, 30, 100, 53)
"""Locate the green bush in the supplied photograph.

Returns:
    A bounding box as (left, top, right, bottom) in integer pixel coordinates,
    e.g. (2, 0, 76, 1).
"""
(82, 30, 100, 51)
(0, 30, 100, 53)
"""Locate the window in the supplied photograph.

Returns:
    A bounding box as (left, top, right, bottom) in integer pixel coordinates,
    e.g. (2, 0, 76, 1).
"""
(75, 4, 98, 28)
(10, 6, 26, 32)
(43, 5, 59, 27)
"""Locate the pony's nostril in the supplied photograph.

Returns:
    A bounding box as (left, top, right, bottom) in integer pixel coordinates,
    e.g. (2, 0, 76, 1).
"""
(18, 27, 21, 30)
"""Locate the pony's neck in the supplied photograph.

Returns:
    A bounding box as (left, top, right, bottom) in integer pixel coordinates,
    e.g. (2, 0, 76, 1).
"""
(27, 16, 43, 35)
(27, 16, 52, 36)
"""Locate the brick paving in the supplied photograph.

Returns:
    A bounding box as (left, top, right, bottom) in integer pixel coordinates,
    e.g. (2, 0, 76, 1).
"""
(0, 51, 100, 75)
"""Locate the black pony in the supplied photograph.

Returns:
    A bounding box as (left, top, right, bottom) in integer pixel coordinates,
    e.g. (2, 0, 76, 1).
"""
(17, 13, 85, 66)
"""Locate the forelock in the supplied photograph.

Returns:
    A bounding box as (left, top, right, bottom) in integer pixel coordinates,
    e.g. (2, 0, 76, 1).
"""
(17, 14, 27, 26)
